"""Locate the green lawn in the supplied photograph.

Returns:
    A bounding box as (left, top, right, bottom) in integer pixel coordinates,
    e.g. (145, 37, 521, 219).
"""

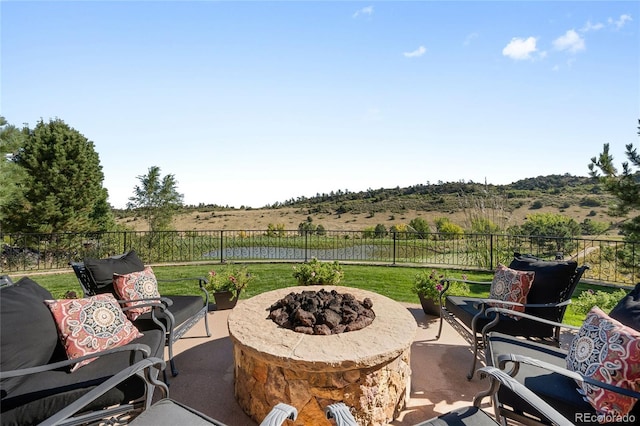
(10, 263, 625, 327)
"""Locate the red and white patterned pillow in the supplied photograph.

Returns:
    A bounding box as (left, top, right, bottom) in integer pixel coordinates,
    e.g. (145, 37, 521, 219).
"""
(45, 294, 143, 371)
(113, 266, 161, 321)
(566, 306, 640, 421)
(488, 264, 535, 319)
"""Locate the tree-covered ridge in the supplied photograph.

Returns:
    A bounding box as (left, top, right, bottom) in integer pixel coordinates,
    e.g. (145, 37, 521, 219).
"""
(255, 174, 600, 214)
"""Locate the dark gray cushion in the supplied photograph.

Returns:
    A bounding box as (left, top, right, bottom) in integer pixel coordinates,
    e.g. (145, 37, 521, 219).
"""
(0, 278, 61, 396)
(445, 296, 555, 339)
(83, 250, 145, 294)
(414, 406, 497, 425)
(609, 283, 640, 332)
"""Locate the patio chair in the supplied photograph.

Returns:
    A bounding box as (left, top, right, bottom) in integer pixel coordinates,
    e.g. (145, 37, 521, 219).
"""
(436, 253, 588, 379)
(484, 283, 640, 425)
(324, 367, 574, 426)
(40, 357, 298, 426)
(69, 250, 211, 377)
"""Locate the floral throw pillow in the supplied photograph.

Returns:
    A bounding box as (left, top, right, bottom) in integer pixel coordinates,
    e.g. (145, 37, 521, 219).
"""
(113, 266, 161, 321)
(566, 306, 640, 421)
(488, 264, 535, 319)
(45, 294, 143, 371)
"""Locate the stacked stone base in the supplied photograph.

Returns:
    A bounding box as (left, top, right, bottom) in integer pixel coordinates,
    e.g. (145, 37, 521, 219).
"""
(233, 345, 412, 426)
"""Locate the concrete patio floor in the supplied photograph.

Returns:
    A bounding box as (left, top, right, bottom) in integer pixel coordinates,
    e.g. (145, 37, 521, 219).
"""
(162, 300, 495, 425)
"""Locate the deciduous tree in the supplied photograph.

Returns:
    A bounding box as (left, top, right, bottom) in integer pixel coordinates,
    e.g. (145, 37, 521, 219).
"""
(127, 166, 183, 232)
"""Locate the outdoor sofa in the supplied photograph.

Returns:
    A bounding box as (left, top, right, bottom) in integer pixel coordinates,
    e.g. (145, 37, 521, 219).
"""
(0, 277, 165, 425)
(485, 283, 640, 425)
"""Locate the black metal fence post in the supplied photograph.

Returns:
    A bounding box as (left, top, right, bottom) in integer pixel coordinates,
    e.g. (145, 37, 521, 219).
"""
(220, 230, 224, 263)
(304, 230, 309, 262)
(489, 233, 494, 271)
(392, 231, 397, 265)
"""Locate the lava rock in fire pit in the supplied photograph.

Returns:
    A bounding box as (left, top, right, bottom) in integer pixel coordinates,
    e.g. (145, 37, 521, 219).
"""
(267, 289, 375, 335)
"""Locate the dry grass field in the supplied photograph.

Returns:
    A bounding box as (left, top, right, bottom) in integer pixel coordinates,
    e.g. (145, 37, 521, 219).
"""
(118, 203, 618, 234)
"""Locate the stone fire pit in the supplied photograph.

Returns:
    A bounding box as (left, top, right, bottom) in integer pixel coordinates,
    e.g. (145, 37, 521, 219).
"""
(227, 286, 417, 425)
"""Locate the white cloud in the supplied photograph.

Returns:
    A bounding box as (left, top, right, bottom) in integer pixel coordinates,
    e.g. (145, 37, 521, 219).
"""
(581, 20, 604, 32)
(553, 30, 585, 53)
(609, 14, 632, 29)
(353, 6, 374, 18)
(463, 32, 479, 46)
(403, 46, 426, 58)
(502, 37, 538, 60)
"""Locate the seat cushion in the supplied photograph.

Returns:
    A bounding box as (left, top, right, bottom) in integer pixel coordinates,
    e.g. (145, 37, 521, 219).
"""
(486, 332, 593, 423)
(509, 253, 578, 321)
(84, 250, 145, 294)
(133, 295, 205, 332)
(129, 398, 224, 425)
(445, 296, 555, 338)
(0, 328, 164, 425)
(0, 278, 61, 396)
(414, 406, 497, 426)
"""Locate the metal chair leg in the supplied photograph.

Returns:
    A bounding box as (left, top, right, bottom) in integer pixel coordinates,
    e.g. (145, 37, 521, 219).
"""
(436, 309, 444, 339)
(204, 311, 211, 337)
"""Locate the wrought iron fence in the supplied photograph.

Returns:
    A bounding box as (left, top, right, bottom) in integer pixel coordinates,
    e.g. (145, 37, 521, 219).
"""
(1, 230, 638, 285)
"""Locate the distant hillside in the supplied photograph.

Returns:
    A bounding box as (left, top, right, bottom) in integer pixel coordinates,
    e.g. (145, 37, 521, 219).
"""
(115, 174, 626, 234)
(169, 174, 600, 214)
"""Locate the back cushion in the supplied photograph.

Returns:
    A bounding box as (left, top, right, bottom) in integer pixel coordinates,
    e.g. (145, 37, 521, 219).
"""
(609, 283, 640, 332)
(1, 277, 60, 394)
(83, 250, 145, 294)
(509, 253, 578, 305)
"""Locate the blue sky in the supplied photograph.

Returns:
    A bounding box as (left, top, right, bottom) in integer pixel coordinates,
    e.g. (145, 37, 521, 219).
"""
(2, 1, 638, 209)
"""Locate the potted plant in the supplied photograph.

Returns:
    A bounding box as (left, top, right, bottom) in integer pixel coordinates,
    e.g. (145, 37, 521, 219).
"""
(292, 258, 344, 285)
(206, 264, 254, 310)
(412, 269, 469, 316)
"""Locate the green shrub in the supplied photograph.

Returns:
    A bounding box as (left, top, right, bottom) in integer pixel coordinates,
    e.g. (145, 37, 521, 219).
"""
(530, 200, 543, 209)
(580, 197, 602, 207)
(292, 258, 344, 285)
(572, 288, 628, 315)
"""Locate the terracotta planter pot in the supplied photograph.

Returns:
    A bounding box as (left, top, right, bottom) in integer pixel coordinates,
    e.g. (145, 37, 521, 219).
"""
(213, 291, 239, 310)
(418, 293, 440, 316)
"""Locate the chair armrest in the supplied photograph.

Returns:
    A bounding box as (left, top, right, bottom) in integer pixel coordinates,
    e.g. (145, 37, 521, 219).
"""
(440, 278, 493, 295)
(474, 366, 574, 426)
(485, 306, 580, 329)
(439, 278, 493, 306)
(156, 276, 209, 306)
(158, 276, 208, 291)
(0, 344, 152, 380)
(480, 305, 580, 340)
(39, 357, 167, 426)
(325, 402, 358, 426)
(116, 297, 173, 308)
(496, 353, 640, 400)
(258, 402, 298, 426)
